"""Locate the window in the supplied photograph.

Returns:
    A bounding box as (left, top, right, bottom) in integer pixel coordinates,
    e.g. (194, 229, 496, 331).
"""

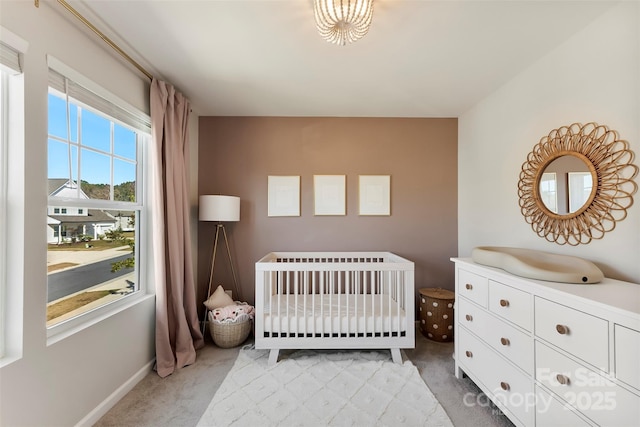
(539, 172, 558, 214)
(1, 37, 24, 359)
(0, 61, 8, 358)
(46, 58, 150, 329)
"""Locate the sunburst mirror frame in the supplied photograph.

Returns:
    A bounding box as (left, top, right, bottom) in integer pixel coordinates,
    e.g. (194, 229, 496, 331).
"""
(518, 122, 638, 245)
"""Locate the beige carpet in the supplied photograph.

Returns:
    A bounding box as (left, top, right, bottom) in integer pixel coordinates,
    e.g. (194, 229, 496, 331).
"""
(196, 346, 453, 427)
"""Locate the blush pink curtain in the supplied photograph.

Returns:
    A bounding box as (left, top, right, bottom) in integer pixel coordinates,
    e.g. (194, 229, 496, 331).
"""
(150, 78, 204, 378)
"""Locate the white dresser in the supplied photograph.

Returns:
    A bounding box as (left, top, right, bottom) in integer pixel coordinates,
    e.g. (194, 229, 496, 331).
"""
(452, 258, 640, 427)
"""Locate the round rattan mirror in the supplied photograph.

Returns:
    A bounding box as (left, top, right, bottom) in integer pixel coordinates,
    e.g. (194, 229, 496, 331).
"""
(518, 122, 638, 245)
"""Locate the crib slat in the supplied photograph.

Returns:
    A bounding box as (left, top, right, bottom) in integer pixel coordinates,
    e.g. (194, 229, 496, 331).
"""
(396, 270, 401, 336)
(271, 271, 275, 336)
(346, 270, 350, 334)
(328, 270, 332, 336)
(320, 270, 325, 336)
(338, 270, 342, 336)
(278, 271, 282, 335)
(312, 270, 316, 336)
(303, 270, 308, 337)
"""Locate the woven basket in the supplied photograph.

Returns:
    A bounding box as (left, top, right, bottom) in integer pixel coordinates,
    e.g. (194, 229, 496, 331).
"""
(209, 318, 251, 348)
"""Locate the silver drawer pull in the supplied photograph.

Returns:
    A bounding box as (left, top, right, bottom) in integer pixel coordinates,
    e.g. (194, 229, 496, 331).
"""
(465, 314, 473, 322)
(499, 299, 509, 307)
(465, 351, 473, 358)
(500, 382, 510, 391)
(556, 374, 570, 385)
(556, 324, 569, 335)
(465, 283, 473, 290)
(500, 337, 510, 346)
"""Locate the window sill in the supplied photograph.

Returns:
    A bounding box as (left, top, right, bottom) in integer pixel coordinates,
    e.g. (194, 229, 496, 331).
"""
(47, 292, 154, 346)
(0, 353, 23, 369)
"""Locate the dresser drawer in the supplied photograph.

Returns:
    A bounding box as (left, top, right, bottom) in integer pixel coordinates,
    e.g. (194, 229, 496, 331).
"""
(458, 269, 488, 308)
(489, 280, 532, 331)
(534, 297, 608, 371)
(535, 342, 640, 426)
(458, 297, 489, 335)
(615, 325, 640, 391)
(535, 385, 593, 426)
(459, 297, 533, 374)
(458, 327, 534, 426)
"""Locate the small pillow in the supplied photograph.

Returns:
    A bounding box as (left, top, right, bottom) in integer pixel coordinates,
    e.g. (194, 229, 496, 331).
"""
(203, 285, 234, 310)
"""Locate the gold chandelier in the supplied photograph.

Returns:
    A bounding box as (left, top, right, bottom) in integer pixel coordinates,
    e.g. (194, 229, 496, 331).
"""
(314, 0, 374, 45)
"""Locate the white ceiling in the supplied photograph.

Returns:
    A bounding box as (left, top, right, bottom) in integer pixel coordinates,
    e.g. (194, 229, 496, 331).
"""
(64, 0, 616, 117)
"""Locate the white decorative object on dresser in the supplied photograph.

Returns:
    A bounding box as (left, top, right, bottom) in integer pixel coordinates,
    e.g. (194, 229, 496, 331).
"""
(452, 257, 640, 427)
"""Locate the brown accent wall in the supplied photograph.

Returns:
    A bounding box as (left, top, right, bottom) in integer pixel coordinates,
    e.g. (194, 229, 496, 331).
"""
(197, 117, 457, 314)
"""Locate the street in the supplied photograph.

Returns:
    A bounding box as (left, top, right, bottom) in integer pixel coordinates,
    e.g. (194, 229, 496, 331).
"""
(47, 254, 134, 302)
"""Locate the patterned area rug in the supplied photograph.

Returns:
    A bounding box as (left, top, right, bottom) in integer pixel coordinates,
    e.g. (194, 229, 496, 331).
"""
(196, 346, 453, 427)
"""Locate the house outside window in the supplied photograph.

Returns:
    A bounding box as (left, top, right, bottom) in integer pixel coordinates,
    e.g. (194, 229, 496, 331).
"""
(46, 59, 150, 329)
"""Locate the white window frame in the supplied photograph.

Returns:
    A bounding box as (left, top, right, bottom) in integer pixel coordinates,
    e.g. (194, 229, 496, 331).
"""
(46, 57, 152, 342)
(539, 172, 558, 214)
(0, 65, 8, 359)
(0, 28, 27, 364)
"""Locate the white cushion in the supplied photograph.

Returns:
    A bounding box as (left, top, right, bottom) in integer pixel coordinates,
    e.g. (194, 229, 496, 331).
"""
(203, 285, 235, 310)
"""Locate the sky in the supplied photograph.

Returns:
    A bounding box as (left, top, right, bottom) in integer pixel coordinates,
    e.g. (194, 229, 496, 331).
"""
(47, 93, 137, 186)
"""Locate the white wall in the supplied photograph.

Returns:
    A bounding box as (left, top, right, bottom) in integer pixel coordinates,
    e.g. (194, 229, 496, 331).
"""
(0, 2, 158, 426)
(458, 2, 639, 282)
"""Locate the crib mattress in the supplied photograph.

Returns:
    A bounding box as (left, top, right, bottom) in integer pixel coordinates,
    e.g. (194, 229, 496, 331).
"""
(263, 293, 407, 335)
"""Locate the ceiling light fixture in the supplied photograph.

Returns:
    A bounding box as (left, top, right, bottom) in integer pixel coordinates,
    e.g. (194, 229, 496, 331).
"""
(314, 0, 374, 46)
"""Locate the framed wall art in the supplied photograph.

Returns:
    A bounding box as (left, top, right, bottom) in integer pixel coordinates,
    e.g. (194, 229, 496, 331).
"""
(268, 175, 300, 217)
(314, 175, 346, 216)
(359, 175, 390, 216)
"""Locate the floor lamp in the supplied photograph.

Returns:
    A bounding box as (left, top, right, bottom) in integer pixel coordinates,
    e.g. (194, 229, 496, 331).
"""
(199, 195, 241, 334)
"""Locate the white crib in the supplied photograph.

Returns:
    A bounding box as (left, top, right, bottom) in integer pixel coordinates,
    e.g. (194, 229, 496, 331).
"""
(255, 252, 415, 365)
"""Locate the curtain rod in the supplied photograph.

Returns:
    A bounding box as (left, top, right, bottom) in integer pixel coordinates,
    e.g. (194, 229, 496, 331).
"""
(35, 0, 153, 81)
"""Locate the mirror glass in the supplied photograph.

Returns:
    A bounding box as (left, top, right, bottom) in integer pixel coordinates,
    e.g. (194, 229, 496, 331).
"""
(537, 154, 594, 216)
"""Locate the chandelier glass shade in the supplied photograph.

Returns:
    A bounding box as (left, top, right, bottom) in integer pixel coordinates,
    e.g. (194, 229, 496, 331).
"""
(314, 0, 374, 45)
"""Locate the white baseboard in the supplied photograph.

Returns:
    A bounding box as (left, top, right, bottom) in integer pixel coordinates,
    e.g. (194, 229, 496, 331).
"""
(74, 359, 155, 427)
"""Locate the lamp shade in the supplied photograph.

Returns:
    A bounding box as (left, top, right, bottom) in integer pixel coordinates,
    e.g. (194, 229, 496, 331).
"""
(199, 195, 240, 222)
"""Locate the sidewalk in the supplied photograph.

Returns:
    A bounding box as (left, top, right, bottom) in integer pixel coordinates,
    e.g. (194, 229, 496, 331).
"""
(47, 245, 131, 271)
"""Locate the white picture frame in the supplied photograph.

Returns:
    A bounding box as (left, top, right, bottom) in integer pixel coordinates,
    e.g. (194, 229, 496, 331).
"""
(268, 175, 300, 217)
(314, 175, 346, 216)
(359, 175, 390, 216)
